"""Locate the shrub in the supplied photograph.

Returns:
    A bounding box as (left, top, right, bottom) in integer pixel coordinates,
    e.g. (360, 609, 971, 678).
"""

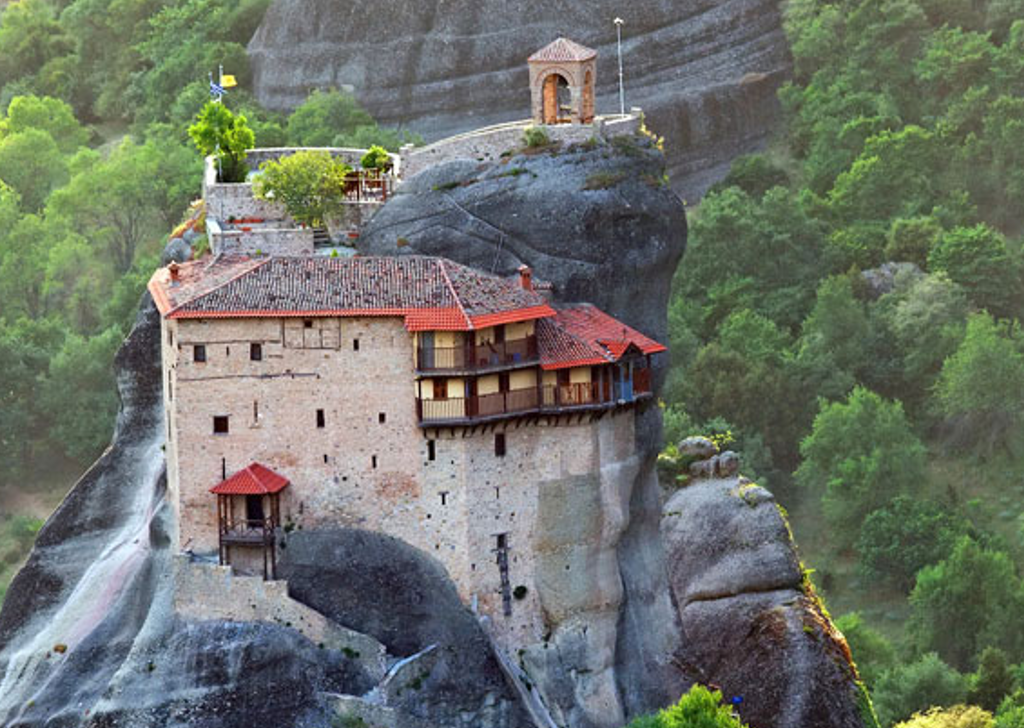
(894, 706, 994, 728)
(286, 89, 373, 147)
(969, 648, 1015, 712)
(708, 154, 790, 198)
(188, 101, 255, 183)
(835, 612, 897, 687)
(625, 684, 748, 728)
(523, 126, 549, 148)
(873, 653, 968, 727)
(360, 144, 391, 171)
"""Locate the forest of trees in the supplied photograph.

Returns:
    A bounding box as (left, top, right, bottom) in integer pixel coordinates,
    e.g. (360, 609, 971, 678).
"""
(656, 0, 1024, 725)
(1, 0, 1024, 724)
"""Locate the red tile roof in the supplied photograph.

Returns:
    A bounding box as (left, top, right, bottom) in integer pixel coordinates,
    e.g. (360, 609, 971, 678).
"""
(528, 38, 598, 64)
(210, 463, 290, 496)
(538, 305, 667, 370)
(150, 256, 556, 331)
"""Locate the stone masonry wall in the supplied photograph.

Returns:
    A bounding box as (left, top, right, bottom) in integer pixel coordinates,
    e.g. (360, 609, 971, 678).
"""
(208, 221, 315, 256)
(166, 313, 644, 651)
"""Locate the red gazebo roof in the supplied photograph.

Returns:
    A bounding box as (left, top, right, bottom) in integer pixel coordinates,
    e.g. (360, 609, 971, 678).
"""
(210, 463, 290, 495)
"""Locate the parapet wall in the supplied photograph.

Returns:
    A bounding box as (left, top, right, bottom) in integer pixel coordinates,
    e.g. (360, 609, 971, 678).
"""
(173, 555, 388, 680)
(207, 219, 314, 256)
(401, 111, 644, 180)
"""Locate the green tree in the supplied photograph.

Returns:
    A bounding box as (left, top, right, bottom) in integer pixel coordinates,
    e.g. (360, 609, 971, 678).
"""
(707, 154, 790, 198)
(188, 101, 254, 183)
(884, 216, 943, 268)
(0, 128, 68, 210)
(795, 275, 872, 399)
(625, 684, 748, 728)
(873, 653, 968, 728)
(835, 612, 897, 687)
(857, 496, 970, 592)
(253, 149, 352, 229)
(360, 144, 391, 171)
(37, 326, 121, 463)
(969, 648, 1015, 713)
(895, 706, 994, 728)
(0, 0, 73, 85)
(928, 225, 1022, 319)
(796, 387, 926, 546)
(0, 94, 89, 152)
(286, 89, 374, 147)
(915, 28, 997, 114)
(909, 537, 1023, 670)
(996, 690, 1024, 728)
(933, 313, 1024, 454)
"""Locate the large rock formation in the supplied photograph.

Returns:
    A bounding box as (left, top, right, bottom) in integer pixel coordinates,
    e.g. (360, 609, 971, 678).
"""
(247, 0, 791, 199)
(663, 478, 875, 728)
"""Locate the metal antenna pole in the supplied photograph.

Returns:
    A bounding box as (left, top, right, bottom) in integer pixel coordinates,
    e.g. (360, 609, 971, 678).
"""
(614, 18, 625, 116)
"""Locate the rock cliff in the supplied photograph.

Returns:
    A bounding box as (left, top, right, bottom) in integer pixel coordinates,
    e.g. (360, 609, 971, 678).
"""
(247, 0, 791, 199)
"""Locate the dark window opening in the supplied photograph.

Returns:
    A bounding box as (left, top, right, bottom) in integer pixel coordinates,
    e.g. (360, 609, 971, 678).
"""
(353, 339, 360, 351)
(221, 457, 226, 480)
(495, 486, 501, 499)
(433, 379, 448, 399)
(194, 344, 206, 363)
(250, 342, 263, 361)
(304, 320, 313, 329)
(378, 412, 386, 424)
(225, 346, 230, 357)
(496, 533, 508, 550)
(440, 491, 448, 506)
(246, 495, 264, 523)
(495, 432, 506, 457)
(324, 454, 329, 464)
(213, 415, 229, 434)
(168, 329, 173, 346)
(168, 373, 173, 401)
(316, 409, 325, 428)
(372, 455, 378, 469)
(253, 401, 259, 420)
(427, 440, 436, 461)
(557, 369, 570, 386)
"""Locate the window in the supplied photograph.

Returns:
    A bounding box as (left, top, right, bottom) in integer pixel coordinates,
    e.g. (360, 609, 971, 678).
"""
(440, 491, 448, 506)
(246, 495, 264, 523)
(168, 373, 173, 401)
(427, 440, 436, 461)
(194, 344, 206, 363)
(496, 533, 508, 550)
(494, 432, 506, 457)
(316, 409, 325, 428)
(221, 458, 226, 480)
(378, 412, 386, 424)
(323, 454, 329, 464)
(250, 342, 263, 361)
(304, 320, 313, 329)
(213, 415, 229, 434)
(433, 379, 448, 400)
(353, 339, 360, 351)
(371, 455, 378, 469)
(168, 329, 173, 347)
(253, 401, 259, 420)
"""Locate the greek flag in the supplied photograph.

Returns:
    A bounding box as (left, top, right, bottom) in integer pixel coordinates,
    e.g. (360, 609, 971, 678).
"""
(210, 79, 226, 99)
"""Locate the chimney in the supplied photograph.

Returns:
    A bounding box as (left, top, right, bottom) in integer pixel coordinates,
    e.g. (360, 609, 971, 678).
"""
(518, 265, 533, 291)
(168, 262, 181, 282)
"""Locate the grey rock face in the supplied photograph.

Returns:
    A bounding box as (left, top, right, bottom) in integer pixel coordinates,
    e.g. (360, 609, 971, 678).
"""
(247, 0, 791, 199)
(662, 479, 870, 728)
(679, 436, 718, 460)
(161, 236, 193, 265)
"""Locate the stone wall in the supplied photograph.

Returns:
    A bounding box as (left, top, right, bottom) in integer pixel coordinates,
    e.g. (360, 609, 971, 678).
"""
(165, 313, 644, 654)
(401, 112, 643, 180)
(172, 555, 389, 679)
(208, 219, 315, 256)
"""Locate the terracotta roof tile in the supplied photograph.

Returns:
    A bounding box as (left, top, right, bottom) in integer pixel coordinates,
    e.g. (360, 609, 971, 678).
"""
(538, 305, 667, 370)
(210, 463, 290, 495)
(528, 37, 598, 64)
(152, 256, 555, 330)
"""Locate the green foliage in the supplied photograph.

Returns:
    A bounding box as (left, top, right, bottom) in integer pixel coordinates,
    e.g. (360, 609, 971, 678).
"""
(933, 314, 1024, 455)
(796, 387, 927, 546)
(909, 537, 1024, 670)
(1, 95, 89, 153)
(928, 225, 1022, 320)
(894, 706, 995, 728)
(885, 217, 943, 268)
(707, 153, 790, 198)
(360, 145, 391, 171)
(624, 684, 748, 728)
(857, 496, 971, 592)
(0, 0, 73, 86)
(285, 89, 373, 147)
(836, 612, 897, 687)
(0, 128, 68, 211)
(996, 690, 1024, 728)
(188, 101, 254, 183)
(873, 653, 968, 728)
(253, 150, 352, 228)
(523, 126, 549, 148)
(969, 648, 1016, 713)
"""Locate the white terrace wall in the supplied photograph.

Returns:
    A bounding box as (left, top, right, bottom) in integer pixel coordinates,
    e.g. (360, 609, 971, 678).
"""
(400, 110, 644, 180)
(207, 219, 314, 256)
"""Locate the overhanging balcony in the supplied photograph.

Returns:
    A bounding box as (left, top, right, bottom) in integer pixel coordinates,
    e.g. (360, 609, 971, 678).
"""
(416, 336, 539, 374)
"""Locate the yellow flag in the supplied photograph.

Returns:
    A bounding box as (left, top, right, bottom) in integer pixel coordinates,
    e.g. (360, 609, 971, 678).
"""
(220, 74, 238, 88)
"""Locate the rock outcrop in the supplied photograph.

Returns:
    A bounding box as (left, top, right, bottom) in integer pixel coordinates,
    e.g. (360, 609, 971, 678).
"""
(663, 478, 874, 728)
(247, 0, 791, 199)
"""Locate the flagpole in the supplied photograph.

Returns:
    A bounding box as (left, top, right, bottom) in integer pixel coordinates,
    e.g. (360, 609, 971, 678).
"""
(614, 18, 625, 116)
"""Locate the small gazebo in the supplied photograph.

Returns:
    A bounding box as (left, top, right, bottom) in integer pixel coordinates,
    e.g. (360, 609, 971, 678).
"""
(210, 463, 289, 580)
(528, 37, 598, 125)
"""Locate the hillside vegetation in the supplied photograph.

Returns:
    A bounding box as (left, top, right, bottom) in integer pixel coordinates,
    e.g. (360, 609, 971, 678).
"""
(658, 0, 1024, 726)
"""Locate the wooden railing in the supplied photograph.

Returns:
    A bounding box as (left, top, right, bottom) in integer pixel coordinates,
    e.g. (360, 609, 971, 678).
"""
(219, 517, 276, 544)
(417, 336, 539, 372)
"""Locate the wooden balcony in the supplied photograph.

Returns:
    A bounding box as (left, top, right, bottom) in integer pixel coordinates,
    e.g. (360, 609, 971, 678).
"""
(219, 517, 277, 546)
(417, 379, 653, 426)
(416, 335, 539, 373)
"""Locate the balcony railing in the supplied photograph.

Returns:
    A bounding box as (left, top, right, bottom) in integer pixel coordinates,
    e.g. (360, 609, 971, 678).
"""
(219, 517, 277, 545)
(417, 336, 539, 372)
(417, 376, 652, 424)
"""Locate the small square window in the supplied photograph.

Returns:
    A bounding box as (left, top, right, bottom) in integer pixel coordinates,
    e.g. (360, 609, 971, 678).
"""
(304, 320, 313, 329)
(250, 342, 263, 361)
(378, 412, 386, 424)
(194, 344, 207, 363)
(494, 432, 506, 457)
(316, 409, 325, 428)
(213, 415, 229, 434)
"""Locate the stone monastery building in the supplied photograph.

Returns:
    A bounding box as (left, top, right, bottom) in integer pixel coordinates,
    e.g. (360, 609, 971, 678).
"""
(151, 38, 666, 649)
